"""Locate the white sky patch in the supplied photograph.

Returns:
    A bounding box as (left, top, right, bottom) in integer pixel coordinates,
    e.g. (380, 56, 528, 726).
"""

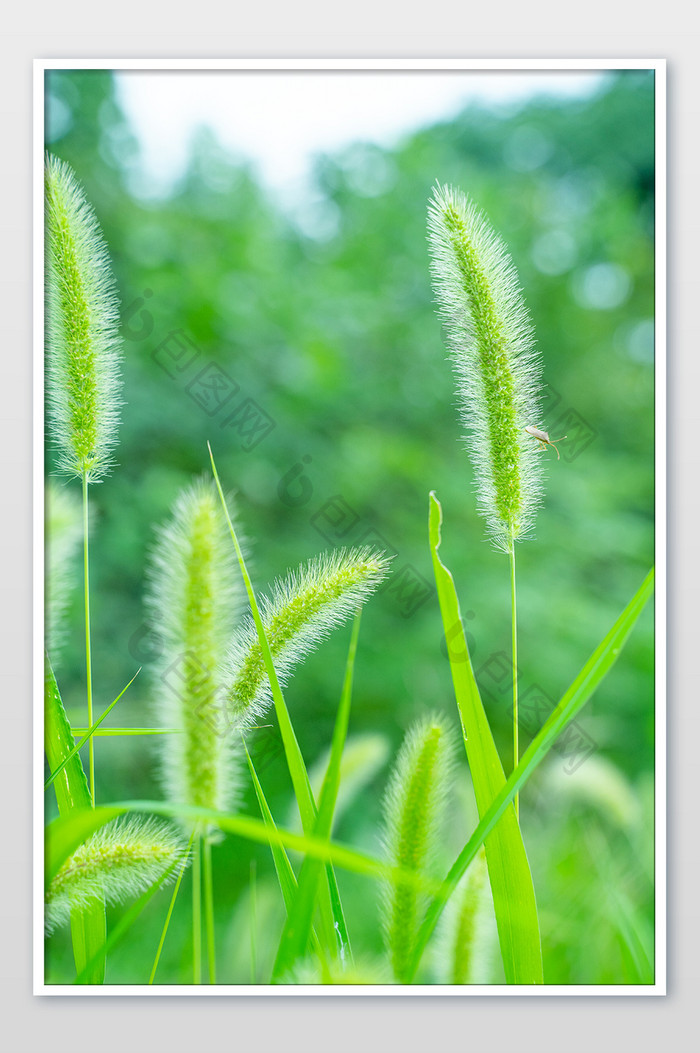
(114, 70, 608, 205)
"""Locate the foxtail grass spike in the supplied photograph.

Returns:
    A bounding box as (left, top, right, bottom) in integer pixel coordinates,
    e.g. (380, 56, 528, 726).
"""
(45, 154, 123, 482)
(427, 183, 543, 552)
(223, 547, 391, 730)
(436, 844, 490, 984)
(380, 715, 453, 983)
(147, 478, 247, 835)
(45, 816, 186, 933)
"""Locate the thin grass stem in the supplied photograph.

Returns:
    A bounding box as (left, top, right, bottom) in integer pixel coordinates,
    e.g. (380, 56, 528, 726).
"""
(192, 832, 202, 984)
(149, 829, 195, 985)
(510, 541, 519, 819)
(203, 837, 216, 984)
(44, 667, 140, 791)
(81, 471, 95, 806)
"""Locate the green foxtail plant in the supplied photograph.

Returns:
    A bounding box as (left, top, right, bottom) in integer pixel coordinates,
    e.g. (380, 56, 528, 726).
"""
(428, 183, 548, 808)
(147, 477, 246, 834)
(427, 183, 543, 553)
(45, 154, 122, 483)
(379, 715, 454, 983)
(45, 816, 186, 934)
(223, 546, 391, 730)
(45, 154, 123, 809)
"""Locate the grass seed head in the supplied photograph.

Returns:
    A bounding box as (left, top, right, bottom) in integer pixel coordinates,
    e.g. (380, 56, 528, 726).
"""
(147, 478, 247, 835)
(224, 546, 392, 729)
(428, 183, 543, 552)
(45, 816, 186, 933)
(45, 154, 123, 482)
(379, 714, 454, 983)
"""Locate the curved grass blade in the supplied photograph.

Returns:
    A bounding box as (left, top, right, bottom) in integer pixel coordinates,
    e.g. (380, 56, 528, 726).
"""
(429, 492, 542, 984)
(45, 668, 140, 791)
(406, 563, 655, 982)
(244, 743, 325, 972)
(271, 612, 361, 981)
(44, 655, 105, 983)
(208, 442, 350, 962)
(45, 801, 443, 900)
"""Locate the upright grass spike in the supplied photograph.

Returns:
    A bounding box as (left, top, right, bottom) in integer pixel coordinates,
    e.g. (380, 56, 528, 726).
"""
(379, 715, 454, 983)
(435, 845, 491, 984)
(45, 154, 124, 807)
(428, 184, 547, 808)
(222, 547, 391, 730)
(45, 154, 123, 483)
(45, 816, 186, 934)
(147, 477, 246, 833)
(427, 183, 543, 554)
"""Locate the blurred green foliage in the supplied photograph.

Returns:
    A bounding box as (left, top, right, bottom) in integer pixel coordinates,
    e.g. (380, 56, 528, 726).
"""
(44, 69, 655, 985)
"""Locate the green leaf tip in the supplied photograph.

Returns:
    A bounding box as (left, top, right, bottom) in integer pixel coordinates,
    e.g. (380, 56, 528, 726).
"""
(45, 154, 123, 482)
(428, 184, 543, 552)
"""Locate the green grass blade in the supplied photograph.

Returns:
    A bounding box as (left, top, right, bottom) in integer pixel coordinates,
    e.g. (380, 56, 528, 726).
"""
(45, 801, 443, 899)
(406, 562, 655, 982)
(71, 728, 178, 736)
(44, 656, 106, 984)
(429, 492, 543, 985)
(245, 743, 300, 913)
(271, 612, 361, 981)
(208, 442, 350, 961)
(149, 830, 196, 984)
(45, 668, 140, 791)
(245, 743, 325, 970)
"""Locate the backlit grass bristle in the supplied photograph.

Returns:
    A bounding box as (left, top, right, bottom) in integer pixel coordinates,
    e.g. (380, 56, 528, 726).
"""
(223, 547, 391, 729)
(428, 183, 543, 552)
(379, 715, 454, 983)
(147, 478, 247, 834)
(45, 816, 186, 933)
(45, 153, 123, 482)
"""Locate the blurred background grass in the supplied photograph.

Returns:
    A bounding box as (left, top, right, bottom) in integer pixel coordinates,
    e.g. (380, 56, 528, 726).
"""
(44, 68, 655, 985)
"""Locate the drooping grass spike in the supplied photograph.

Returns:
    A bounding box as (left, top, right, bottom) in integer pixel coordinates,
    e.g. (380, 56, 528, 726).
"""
(427, 183, 543, 552)
(223, 546, 391, 730)
(379, 715, 454, 983)
(45, 154, 123, 482)
(147, 478, 247, 836)
(45, 816, 186, 933)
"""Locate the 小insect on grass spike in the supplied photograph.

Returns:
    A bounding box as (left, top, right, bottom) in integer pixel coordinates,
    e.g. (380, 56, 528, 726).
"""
(428, 183, 550, 815)
(45, 154, 123, 808)
(525, 425, 568, 461)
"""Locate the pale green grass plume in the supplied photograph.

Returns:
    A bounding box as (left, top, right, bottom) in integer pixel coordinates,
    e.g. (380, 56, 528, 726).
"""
(147, 478, 246, 831)
(435, 845, 493, 984)
(223, 547, 391, 729)
(427, 183, 543, 552)
(45, 154, 122, 481)
(45, 481, 83, 663)
(380, 715, 453, 983)
(45, 816, 186, 933)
